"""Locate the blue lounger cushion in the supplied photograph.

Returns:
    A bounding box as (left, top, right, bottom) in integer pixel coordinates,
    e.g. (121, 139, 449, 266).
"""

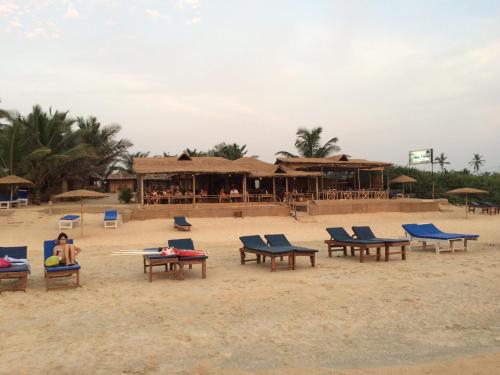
(0, 246, 29, 272)
(264, 234, 318, 253)
(0, 246, 27, 259)
(60, 215, 80, 221)
(43, 239, 81, 271)
(351, 226, 405, 244)
(239, 235, 293, 254)
(402, 223, 479, 240)
(45, 264, 81, 272)
(174, 216, 192, 227)
(326, 227, 383, 244)
(0, 264, 29, 273)
(104, 210, 117, 221)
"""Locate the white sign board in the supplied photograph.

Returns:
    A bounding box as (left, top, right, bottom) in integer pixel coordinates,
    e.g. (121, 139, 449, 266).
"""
(409, 149, 433, 165)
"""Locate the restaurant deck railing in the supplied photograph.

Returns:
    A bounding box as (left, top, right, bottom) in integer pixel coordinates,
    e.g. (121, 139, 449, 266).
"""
(318, 190, 388, 200)
(143, 193, 275, 205)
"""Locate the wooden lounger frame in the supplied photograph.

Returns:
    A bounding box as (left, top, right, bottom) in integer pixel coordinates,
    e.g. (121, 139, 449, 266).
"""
(0, 270, 28, 292)
(324, 240, 384, 263)
(174, 224, 191, 232)
(45, 268, 80, 291)
(381, 241, 409, 261)
(143, 255, 179, 282)
(178, 258, 206, 279)
(239, 247, 295, 271)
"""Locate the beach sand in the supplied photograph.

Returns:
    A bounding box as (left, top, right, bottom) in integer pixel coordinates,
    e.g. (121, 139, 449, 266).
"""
(0, 205, 499, 374)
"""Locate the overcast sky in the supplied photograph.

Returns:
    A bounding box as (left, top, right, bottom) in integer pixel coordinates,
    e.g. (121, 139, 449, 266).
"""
(1, 0, 499, 171)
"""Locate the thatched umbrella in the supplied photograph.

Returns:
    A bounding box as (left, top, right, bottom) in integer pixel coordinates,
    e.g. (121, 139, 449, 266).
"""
(0, 175, 34, 203)
(391, 175, 417, 195)
(54, 189, 108, 236)
(446, 187, 488, 218)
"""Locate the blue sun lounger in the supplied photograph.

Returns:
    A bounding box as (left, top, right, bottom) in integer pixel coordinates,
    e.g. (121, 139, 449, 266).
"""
(59, 215, 80, 230)
(239, 235, 295, 271)
(325, 227, 386, 262)
(402, 223, 479, 254)
(104, 210, 118, 229)
(264, 234, 317, 267)
(44, 239, 81, 291)
(168, 238, 207, 279)
(174, 216, 192, 231)
(351, 226, 409, 261)
(0, 246, 29, 292)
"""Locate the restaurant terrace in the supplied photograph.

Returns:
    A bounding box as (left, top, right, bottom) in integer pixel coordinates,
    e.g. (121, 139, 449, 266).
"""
(131, 153, 392, 206)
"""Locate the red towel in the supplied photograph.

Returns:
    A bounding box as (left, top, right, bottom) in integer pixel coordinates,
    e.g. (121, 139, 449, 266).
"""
(159, 248, 206, 257)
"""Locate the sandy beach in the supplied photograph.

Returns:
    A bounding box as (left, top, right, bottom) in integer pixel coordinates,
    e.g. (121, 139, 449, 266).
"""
(1, 205, 499, 374)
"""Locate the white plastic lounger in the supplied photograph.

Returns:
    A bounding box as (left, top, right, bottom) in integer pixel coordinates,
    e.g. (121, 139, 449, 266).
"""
(104, 210, 118, 229)
(59, 215, 81, 230)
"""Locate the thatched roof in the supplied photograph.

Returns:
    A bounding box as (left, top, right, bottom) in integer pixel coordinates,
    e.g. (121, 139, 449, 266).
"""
(54, 189, 108, 199)
(133, 156, 250, 174)
(276, 154, 392, 169)
(391, 175, 417, 184)
(446, 188, 488, 195)
(0, 175, 34, 185)
(232, 158, 322, 177)
(107, 172, 136, 180)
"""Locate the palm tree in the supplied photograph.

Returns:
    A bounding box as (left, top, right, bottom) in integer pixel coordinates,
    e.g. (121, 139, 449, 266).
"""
(185, 148, 207, 157)
(210, 142, 248, 160)
(19, 105, 95, 201)
(76, 116, 133, 179)
(434, 152, 450, 172)
(276, 127, 340, 158)
(113, 151, 150, 174)
(469, 154, 485, 174)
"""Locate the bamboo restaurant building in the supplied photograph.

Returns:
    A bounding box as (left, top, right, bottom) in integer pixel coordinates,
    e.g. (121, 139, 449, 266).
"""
(131, 153, 392, 206)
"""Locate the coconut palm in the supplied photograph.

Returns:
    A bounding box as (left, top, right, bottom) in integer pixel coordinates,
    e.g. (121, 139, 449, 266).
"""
(77, 116, 133, 178)
(113, 151, 150, 174)
(275, 127, 340, 158)
(434, 152, 450, 172)
(185, 148, 207, 157)
(469, 154, 485, 174)
(19, 105, 95, 201)
(211, 142, 248, 160)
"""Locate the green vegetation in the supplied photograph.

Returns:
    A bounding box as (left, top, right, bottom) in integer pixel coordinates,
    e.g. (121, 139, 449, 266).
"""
(276, 127, 340, 158)
(0, 105, 132, 202)
(118, 188, 133, 204)
(388, 166, 500, 204)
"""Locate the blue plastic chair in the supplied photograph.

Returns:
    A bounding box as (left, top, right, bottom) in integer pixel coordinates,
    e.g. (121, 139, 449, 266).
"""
(174, 216, 192, 231)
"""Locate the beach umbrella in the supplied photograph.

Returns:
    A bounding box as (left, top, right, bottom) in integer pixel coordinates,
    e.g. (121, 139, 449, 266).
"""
(0, 175, 34, 203)
(446, 187, 488, 218)
(390, 175, 417, 195)
(54, 189, 108, 236)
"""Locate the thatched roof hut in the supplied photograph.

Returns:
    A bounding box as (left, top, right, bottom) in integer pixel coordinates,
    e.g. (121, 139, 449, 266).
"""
(232, 157, 321, 178)
(276, 154, 391, 170)
(133, 154, 249, 175)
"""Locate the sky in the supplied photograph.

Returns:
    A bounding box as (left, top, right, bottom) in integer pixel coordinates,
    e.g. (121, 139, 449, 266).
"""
(1, 0, 499, 171)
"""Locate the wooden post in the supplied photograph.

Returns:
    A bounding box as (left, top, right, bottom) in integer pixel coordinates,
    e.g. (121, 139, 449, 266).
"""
(357, 169, 361, 190)
(272, 177, 276, 202)
(192, 174, 196, 204)
(243, 174, 247, 202)
(320, 167, 324, 190)
(285, 177, 289, 202)
(315, 176, 319, 199)
(140, 174, 144, 206)
(80, 200, 84, 237)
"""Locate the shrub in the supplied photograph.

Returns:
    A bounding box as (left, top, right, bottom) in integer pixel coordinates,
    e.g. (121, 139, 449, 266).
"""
(118, 188, 133, 204)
